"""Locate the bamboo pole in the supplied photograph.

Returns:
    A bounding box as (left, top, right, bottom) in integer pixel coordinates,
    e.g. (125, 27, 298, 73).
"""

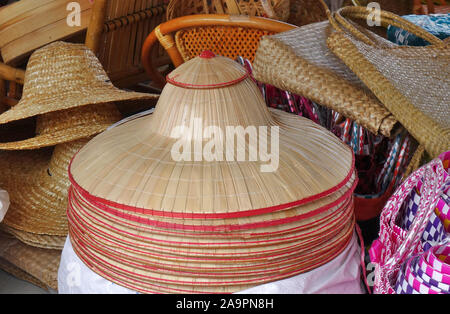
(85, 0, 108, 53)
(0, 63, 25, 85)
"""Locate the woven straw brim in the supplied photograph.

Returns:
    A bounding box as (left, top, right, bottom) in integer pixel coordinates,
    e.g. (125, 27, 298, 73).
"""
(0, 89, 155, 125)
(0, 224, 66, 250)
(252, 21, 398, 137)
(1, 139, 89, 239)
(0, 231, 60, 291)
(70, 107, 354, 216)
(0, 123, 115, 150)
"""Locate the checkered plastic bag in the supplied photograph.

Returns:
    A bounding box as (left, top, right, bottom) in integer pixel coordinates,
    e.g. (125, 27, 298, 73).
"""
(400, 182, 449, 251)
(369, 152, 449, 294)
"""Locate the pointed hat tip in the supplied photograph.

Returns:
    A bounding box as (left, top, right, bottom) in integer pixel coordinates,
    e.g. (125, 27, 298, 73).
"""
(199, 50, 216, 59)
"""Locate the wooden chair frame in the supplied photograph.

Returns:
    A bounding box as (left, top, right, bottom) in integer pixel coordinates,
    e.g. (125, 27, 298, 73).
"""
(141, 14, 295, 88)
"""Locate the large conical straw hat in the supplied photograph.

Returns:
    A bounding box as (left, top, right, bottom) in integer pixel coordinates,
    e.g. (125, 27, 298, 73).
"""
(67, 52, 357, 293)
(0, 41, 158, 125)
(70, 52, 354, 217)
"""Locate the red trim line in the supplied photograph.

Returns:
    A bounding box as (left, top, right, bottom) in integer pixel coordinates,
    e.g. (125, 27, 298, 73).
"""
(166, 71, 250, 89)
(67, 153, 356, 220)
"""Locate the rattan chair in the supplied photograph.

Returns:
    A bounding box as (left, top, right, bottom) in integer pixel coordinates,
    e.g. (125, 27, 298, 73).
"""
(141, 14, 295, 88)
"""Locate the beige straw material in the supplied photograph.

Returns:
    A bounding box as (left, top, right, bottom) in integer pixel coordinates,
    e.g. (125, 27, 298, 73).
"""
(0, 41, 158, 125)
(0, 257, 49, 290)
(0, 224, 66, 250)
(0, 231, 60, 291)
(326, 7, 450, 157)
(68, 53, 356, 294)
(1, 139, 90, 239)
(252, 21, 398, 137)
(68, 183, 354, 250)
(71, 55, 354, 214)
(0, 103, 122, 150)
(69, 219, 354, 293)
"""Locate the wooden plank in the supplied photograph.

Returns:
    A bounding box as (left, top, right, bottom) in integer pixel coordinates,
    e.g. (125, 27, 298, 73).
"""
(2, 8, 92, 65)
(0, 0, 93, 47)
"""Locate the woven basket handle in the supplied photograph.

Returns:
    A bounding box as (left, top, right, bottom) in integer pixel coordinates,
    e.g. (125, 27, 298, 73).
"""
(317, 0, 443, 47)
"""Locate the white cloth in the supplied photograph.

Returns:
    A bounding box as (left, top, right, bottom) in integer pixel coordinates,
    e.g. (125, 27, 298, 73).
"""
(58, 232, 364, 294)
(0, 189, 10, 223)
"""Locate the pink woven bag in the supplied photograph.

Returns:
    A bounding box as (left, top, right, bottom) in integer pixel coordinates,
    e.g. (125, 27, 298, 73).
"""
(370, 156, 448, 294)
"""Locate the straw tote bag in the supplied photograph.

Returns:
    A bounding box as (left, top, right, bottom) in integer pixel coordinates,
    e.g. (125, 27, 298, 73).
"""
(322, 4, 450, 158)
(369, 156, 448, 293)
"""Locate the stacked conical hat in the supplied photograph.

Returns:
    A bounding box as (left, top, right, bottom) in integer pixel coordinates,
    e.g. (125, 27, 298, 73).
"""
(68, 51, 357, 293)
(0, 41, 158, 250)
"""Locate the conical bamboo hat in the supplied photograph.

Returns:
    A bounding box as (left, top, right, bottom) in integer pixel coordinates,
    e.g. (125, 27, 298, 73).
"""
(70, 52, 354, 217)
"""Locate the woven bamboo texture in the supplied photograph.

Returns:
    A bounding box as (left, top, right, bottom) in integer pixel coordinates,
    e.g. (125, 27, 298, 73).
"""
(94, 0, 168, 86)
(0, 231, 60, 290)
(166, 0, 290, 21)
(252, 21, 397, 137)
(325, 5, 450, 157)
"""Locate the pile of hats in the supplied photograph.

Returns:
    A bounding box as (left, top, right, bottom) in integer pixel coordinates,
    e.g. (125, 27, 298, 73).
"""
(68, 52, 358, 293)
(0, 41, 156, 289)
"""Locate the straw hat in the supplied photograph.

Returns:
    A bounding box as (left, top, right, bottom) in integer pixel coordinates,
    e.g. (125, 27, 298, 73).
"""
(0, 138, 93, 249)
(0, 41, 157, 126)
(0, 103, 122, 150)
(70, 53, 354, 215)
(68, 52, 357, 293)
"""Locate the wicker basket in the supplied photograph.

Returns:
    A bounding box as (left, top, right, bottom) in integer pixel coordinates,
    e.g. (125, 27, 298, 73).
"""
(166, 0, 290, 21)
(325, 4, 450, 157)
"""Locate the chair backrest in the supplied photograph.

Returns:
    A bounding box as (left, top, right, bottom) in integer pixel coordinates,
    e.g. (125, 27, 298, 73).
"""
(142, 14, 295, 88)
(85, 0, 168, 88)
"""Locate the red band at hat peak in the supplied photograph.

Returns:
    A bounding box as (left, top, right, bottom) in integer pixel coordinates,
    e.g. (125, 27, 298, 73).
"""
(199, 50, 216, 59)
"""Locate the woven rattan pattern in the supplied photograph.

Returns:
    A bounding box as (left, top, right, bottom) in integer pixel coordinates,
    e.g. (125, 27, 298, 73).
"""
(175, 25, 274, 63)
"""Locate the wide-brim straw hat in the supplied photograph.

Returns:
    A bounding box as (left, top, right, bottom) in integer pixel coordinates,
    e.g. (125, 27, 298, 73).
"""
(67, 52, 357, 293)
(0, 231, 59, 291)
(0, 41, 158, 126)
(0, 138, 90, 249)
(252, 20, 398, 137)
(0, 103, 122, 150)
